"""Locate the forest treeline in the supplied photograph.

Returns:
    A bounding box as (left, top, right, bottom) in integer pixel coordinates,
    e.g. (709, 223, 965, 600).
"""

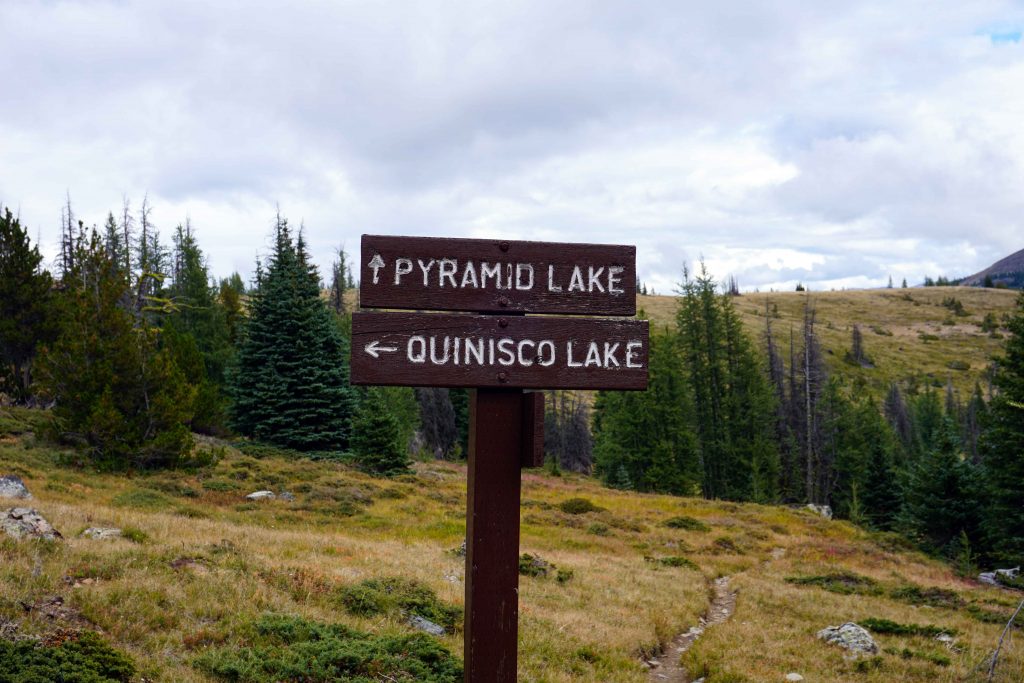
(1, 200, 1022, 569)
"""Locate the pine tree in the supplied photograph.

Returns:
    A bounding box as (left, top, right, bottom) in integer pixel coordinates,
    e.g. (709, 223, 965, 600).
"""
(0, 208, 56, 401)
(228, 214, 356, 451)
(351, 387, 410, 475)
(36, 228, 194, 469)
(979, 292, 1024, 565)
(861, 434, 902, 531)
(416, 387, 459, 459)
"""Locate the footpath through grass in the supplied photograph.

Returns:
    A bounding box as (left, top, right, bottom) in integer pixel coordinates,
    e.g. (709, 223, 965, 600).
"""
(1, 407, 1021, 682)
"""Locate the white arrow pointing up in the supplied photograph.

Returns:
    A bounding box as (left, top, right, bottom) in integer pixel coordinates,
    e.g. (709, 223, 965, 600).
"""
(364, 340, 399, 358)
(368, 253, 385, 284)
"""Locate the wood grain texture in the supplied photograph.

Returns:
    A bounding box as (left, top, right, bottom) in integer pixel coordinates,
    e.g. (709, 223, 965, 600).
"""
(359, 234, 636, 315)
(350, 311, 649, 390)
(520, 392, 545, 468)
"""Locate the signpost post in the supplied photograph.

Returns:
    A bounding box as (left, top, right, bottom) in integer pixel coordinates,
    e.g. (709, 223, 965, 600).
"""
(351, 234, 648, 683)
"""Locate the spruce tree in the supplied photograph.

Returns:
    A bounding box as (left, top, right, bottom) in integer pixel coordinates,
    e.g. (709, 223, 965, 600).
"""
(351, 387, 410, 475)
(979, 293, 1024, 565)
(0, 207, 56, 401)
(228, 214, 356, 450)
(593, 328, 699, 495)
(36, 228, 194, 469)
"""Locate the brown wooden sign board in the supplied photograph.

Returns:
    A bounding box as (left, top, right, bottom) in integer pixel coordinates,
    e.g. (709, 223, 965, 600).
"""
(359, 234, 636, 316)
(350, 311, 649, 390)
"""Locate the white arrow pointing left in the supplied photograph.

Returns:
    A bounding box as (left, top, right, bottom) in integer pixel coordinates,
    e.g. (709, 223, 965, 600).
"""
(364, 340, 399, 358)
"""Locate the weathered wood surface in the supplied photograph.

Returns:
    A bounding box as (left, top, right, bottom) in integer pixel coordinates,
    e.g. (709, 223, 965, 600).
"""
(465, 389, 523, 682)
(359, 234, 636, 316)
(520, 392, 545, 468)
(350, 311, 649, 390)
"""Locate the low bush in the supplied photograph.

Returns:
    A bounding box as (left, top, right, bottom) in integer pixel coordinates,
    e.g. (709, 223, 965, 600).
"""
(338, 576, 461, 632)
(194, 613, 461, 683)
(889, 584, 963, 609)
(0, 631, 134, 682)
(861, 617, 957, 638)
(645, 555, 698, 570)
(664, 516, 710, 532)
(110, 488, 172, 510)
(785, 571, 883, 596)
(558, 498, 604, 515)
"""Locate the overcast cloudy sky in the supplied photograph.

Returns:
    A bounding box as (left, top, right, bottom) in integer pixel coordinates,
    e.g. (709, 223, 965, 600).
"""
(2, 1, 1023, 293)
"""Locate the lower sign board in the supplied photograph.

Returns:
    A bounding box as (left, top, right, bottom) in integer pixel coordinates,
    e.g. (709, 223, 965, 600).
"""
(350, 311, 649, 390)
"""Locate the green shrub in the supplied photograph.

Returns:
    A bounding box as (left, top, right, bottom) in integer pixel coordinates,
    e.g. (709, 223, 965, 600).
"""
(194, 613, 461, 683)
(664, 516, 710, 532)
(586, 522, 610, 536)
(338, 577, 461, 632)
(110, 489, 172, 510)
(120, 526, 148, 544)
(889, 584, 963, 609)
(646, 555, 698, 570)
(519, 553, 553, 578)
(947, 359, 970, 371)
(0, 631, 134, 682)
(861, 617, 957, 638)
(785, 571, 883, 596)
(558, 497, 604, 515)
(556, 568, 575, 584)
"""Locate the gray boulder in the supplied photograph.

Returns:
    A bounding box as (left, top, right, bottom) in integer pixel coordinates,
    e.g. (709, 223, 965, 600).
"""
(979, 566, 1020, 587)
(407, 614, 446, 636)
(245, 490, 276, 501)
(1, 507, 61, 540)
(806, 504, 833, 520)
(0, 475, 32, 500)
(816, 622, 878, 655)
(82, 527, 122, 540)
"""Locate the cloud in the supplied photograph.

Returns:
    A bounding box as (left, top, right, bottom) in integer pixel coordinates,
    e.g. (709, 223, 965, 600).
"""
(1, 1, 1023, 291)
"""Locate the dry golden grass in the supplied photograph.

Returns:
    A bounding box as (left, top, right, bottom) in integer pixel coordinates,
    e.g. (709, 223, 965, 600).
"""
(640, 286, 1019, 400)
(1, 419, 1021, 682)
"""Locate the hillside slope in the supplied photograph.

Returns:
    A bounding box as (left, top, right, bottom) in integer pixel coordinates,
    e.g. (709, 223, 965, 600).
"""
(639, 287, 1019, 400)
(961, 248, 1024, 288)
(1, 409, 1021, 682)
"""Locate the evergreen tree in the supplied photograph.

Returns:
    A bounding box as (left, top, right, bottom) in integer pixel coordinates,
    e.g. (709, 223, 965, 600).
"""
(545, 391, 594, 473)
(0, 208, 56, 401)
(164, 223, 234, 433)
(36, 228, 194, 469)
(899, 419, 980, 556)
(218, 273, 246, 345)
(861, 434, 902, 531)
(979, 292, 1024, 565)
(228, 214, 356, 450)
(449, 388, 470, 457)
(593, 328, 699, 495)
(416, 387, 458, 459)
(351, 387, 410, 475)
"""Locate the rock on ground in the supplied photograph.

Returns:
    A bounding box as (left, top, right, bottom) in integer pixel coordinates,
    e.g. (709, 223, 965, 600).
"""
(81, 527, 122, 540)
(407, 614, 445, 636)
(816, 622, 878, 655)
(979, 566, 1020, 587)
(806, 503, 833, 519)
(0, 475, 32, 500)
(245, 490, 275, 501)
(278, 491, 295, 502)
(1, 507, 61, 540)
(785, 674, 805, 682)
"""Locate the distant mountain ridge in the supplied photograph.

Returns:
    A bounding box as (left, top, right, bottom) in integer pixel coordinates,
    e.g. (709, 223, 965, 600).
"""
(961, 247, 1024, 288)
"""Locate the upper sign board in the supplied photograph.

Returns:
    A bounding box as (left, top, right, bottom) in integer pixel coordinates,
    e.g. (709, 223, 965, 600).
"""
(351, 311, 649, 390)
(359, 234, 636, 316)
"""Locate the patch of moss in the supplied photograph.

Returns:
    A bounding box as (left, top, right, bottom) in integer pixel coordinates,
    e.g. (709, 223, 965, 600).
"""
(0, 631, 134, 682)
(888, 584, 963, 609)
(194, 613, 461, 683)
(861, 617, 956, 638)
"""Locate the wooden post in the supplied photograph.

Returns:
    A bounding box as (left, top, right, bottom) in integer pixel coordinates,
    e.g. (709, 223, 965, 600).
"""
(465, 388, 524, 683)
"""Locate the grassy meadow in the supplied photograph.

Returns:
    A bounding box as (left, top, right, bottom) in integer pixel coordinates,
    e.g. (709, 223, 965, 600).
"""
(639, 286, 1019, 400)
(2, 406, 1022, 682)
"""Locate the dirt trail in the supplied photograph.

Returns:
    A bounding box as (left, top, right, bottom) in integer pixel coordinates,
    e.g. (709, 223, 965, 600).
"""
(646, 576, 736, 683)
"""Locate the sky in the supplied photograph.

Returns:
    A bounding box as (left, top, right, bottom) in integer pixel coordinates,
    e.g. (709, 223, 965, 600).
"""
(2, 1, 1023, 294)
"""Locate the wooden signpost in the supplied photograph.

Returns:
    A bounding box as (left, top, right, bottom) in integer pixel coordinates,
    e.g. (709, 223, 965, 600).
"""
(351, 234, 648, 683)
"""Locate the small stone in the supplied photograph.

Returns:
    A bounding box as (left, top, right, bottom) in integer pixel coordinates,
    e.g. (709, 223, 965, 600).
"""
(0, 475, 32, 500)
(806, 503, 833, 519)
(785, 674, 805, 682)
(81, 527, 122, 540)
(816, 622, 878, 655)
(278, 491, 295, 502)
(245, 490, 275, 501)
(1, 507, 61, 540)
(407, 614, 445, 636)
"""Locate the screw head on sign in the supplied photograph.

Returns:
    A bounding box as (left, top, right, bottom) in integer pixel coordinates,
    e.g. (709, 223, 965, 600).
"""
(500, 240, 510, 252)
(498, 371, 508, 382)
(498, 318, 508, 328)
(499, 296, 510, 307)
